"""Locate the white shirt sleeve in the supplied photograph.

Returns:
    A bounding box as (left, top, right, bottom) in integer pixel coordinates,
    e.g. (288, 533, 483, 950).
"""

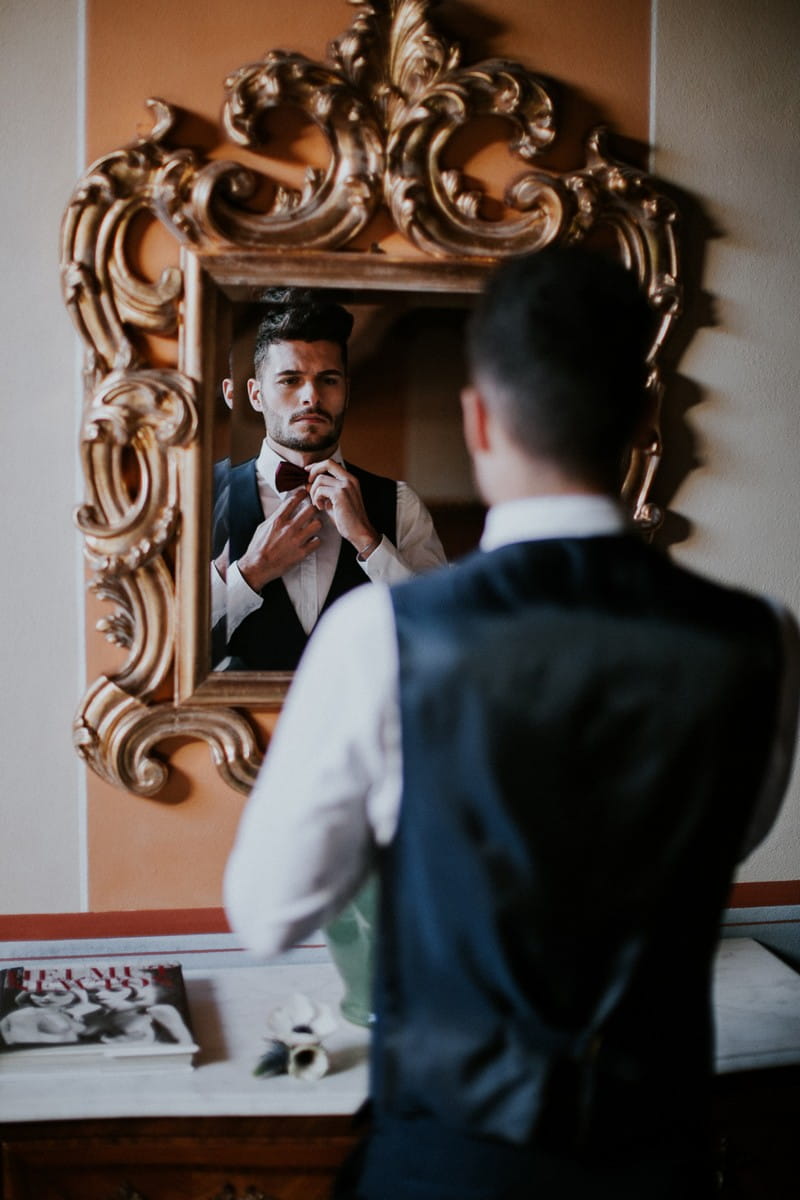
(360, 481, 447, 584)
(211, 561, 264, 631)
(211, 562, 227, 629)
(214, 480, 446, 641)
(738, 600, 800, 859)
(223, 583, 402, 958)
(223, 562, 264, 636)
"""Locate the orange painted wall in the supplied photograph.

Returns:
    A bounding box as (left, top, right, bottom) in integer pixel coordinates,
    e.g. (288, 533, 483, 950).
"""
(84, 0, 651, 911)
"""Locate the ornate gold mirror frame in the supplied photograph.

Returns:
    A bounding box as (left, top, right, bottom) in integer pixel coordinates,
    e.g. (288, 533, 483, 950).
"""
(61, 0, 681, 798)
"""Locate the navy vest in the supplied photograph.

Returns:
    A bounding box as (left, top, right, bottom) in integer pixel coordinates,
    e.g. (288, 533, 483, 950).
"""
(217, 458, 397, 671)
(374, 536, 783, 1158)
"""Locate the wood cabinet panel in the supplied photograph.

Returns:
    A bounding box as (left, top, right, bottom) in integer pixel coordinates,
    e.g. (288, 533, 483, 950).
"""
(4, 1072, 800, 1200)
(713, 1066, 800, 1199)
(1, 1117, 358, 1200)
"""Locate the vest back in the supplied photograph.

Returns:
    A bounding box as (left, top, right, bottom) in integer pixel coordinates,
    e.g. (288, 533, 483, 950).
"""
(375, 536, 783, 1157)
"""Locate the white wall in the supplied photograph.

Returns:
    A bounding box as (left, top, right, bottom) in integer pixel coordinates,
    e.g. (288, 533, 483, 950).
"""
(652, 0, 800, 880)
(0, 0, 84, 911)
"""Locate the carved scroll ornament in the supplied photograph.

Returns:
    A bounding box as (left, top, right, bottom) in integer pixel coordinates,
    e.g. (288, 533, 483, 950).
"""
(61, 0, 681, 796)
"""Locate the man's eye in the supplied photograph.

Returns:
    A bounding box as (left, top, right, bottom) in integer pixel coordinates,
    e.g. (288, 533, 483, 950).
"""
(279, 377, 300, 386)
(320, 375, 340, 386)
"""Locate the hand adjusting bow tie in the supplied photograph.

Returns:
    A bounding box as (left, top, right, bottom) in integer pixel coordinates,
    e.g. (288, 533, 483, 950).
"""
(275, 461, 310, 492)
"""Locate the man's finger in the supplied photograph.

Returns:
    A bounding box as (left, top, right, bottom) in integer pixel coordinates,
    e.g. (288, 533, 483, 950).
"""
(307, 460, 352, 485)
(279, 487, 311, 513)
(309, 475, 349, 504)
(268, 490, 313, 530)
(308, 476, 335, 497)
(307, 459, 334, 481)
(293, 511, 323, 536)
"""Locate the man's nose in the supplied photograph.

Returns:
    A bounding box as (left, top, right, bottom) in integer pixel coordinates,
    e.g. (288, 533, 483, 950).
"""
(299, 381, 320, 405)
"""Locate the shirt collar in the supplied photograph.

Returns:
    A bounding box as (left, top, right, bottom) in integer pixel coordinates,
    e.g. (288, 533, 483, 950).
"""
(480, 494, 629, 551)
(256, 439, 345, 492)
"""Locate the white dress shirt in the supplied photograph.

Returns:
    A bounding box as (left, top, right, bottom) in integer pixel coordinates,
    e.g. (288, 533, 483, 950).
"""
(211, 441, 446, 637)
(224, 494, 800, 958)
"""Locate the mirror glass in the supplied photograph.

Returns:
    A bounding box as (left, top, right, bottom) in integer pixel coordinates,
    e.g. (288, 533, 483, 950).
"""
(177, 259, 488, 705)
(214, 294, 483, 671)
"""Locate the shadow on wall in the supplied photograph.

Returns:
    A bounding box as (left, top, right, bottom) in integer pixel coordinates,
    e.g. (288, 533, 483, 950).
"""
(651, 182, 718, 550)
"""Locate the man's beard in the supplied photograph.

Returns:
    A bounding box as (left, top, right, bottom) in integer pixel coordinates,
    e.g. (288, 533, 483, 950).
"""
(267, 409, 344, 455)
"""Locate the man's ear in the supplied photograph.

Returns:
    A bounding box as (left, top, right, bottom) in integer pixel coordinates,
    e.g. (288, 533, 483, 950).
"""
(246, 377, 262, 413)
(460, 386, 491, 455)
(221, 378, 234, 410)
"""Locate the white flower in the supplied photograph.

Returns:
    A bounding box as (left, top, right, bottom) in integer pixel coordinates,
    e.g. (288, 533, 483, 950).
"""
(267, 992, 337, 1046)
(288, 1041, 330, 1081)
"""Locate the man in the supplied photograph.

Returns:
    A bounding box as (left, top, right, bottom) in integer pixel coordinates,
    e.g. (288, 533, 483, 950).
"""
(212, 291, 446, 669)
(224, 248, 799, 1198)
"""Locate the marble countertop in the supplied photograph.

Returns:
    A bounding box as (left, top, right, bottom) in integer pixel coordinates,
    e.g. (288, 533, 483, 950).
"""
(0, 961, 368, 1124)
(0, 937, 797, 1125)
(713, 937, 800, 1072)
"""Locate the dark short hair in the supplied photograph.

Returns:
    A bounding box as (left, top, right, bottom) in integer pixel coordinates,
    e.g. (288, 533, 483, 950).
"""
(468, 246, 654, 490)
(252, 289, 355, 376)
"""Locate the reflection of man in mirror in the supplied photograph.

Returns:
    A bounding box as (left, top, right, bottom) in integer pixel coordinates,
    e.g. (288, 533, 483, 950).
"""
(226, 248, 799, 1198)
(211, 291, 446, 670)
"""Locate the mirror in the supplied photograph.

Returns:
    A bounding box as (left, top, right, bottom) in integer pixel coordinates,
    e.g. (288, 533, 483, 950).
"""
(184, 266, 487, 687)
(61, 0, 681, 797)
(212, 292, 482, 671)
(176, 252, 491, 713)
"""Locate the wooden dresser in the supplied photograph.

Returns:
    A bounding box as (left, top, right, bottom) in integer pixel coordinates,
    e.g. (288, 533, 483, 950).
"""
(1, 1114, 360, 1200)
(0, 960, 367, 1200)
(1, 940, 798, 1199)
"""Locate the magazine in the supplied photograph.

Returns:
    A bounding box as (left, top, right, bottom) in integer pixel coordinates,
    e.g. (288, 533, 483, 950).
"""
(0, 962, 199, 1073)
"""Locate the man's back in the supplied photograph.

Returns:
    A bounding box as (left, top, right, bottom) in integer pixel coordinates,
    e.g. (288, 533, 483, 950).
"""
(373, 534, 782, 1166)
(225, 248, 799, 1200)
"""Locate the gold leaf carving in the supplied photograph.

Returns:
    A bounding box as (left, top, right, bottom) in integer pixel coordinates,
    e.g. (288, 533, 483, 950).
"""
(219, 48, 384, 248)
(74, 679, 261, 797)
(212, 1185, 279, 1200)
(75, 370, 196, 577)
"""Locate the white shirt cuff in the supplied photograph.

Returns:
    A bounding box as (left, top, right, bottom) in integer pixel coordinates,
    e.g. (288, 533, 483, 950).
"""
(224, 561, 264, 637)
(359, 535, 414, 585)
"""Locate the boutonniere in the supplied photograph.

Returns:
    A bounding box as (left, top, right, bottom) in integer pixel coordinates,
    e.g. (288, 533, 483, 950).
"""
(254, 992, 337, 1081)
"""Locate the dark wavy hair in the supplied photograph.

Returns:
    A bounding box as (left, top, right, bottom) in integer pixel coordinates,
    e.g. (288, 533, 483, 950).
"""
(252, 288, 355, 376)
(468, 246, 654, 490)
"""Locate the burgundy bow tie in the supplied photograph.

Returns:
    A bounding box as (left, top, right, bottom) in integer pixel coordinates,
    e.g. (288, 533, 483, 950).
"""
(275, 461, 310, 492)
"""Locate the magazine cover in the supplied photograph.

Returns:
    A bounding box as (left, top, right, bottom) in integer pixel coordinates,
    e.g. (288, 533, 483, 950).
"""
(0, 962, 199, 1073)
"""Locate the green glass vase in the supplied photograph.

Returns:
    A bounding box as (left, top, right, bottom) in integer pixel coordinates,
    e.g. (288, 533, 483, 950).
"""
(323, 876, 377, 1027)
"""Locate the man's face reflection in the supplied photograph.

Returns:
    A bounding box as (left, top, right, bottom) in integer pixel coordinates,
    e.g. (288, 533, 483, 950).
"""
(247, 338, 348, 459)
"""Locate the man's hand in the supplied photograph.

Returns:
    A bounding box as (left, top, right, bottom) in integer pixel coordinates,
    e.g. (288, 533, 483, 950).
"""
(238, 489, 322, 592)
(308, 460, 380, 558)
